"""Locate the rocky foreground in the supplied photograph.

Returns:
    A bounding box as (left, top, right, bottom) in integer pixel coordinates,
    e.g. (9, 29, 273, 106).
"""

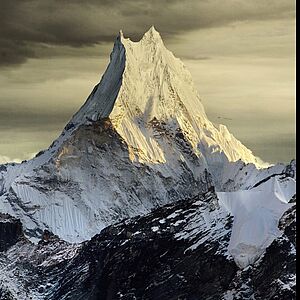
(0, 190, 296, 299)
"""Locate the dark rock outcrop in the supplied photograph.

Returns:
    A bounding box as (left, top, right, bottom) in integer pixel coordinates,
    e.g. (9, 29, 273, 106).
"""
(0, 213, 24, 252)
(0, 192, 296, 300)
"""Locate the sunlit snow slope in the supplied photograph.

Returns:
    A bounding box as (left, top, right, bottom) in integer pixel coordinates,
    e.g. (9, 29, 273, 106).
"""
(71, 27, 263, 169)
(0, 27, 295, 261)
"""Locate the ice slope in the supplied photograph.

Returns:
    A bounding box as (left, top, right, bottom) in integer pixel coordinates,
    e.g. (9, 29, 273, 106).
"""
(0, 27, 295, 249)
(218, 175, 296, 268)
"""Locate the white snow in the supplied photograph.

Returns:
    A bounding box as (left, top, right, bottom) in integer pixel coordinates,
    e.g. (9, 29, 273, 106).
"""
(173, 195, 231, 256)
(217, 176, 296, 268)
(151, 226, 160, 232)
(173, 219, 186, 226)
(166, 212, 180, 219)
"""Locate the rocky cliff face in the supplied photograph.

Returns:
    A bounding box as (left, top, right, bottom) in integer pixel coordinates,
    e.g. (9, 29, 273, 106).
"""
(0, 190, 295, 300)
(0, 214, 23, 252)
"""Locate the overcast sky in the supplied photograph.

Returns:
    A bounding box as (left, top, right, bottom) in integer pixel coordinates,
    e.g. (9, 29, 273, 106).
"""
(0, 0, 295, 164)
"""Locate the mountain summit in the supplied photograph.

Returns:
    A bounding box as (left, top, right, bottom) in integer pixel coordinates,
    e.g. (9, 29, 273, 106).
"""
(0, 29, 295, 269)
(70, 26, 262, 169)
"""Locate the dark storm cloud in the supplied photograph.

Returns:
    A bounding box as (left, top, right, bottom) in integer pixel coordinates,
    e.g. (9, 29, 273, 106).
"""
(0, 0, 295, 66)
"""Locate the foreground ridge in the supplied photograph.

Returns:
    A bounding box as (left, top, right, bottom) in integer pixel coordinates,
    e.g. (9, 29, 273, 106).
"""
(0, 190, 296, 299)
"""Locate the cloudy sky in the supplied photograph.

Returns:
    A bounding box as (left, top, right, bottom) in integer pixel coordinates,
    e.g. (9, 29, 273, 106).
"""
(0, 0, 295, 164)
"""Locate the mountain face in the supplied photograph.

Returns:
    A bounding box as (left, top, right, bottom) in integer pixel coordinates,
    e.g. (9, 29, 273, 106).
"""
(0, 189, 296, 300)
(0, 27, 296, 299)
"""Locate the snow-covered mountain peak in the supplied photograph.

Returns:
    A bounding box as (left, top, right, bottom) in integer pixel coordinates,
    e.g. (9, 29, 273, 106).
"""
(120, 26, 164, 46)
(71, 27, 205, 125)
(0, 27, 286, 247)
(70, 28, 264, 168)
(140, 25, 164, 43)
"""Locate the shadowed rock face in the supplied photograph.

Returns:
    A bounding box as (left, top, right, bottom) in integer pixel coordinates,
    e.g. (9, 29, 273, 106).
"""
(0, 191, 236, 299)
(50, 198, 296, 300)
(51, 192, 236, 300)
(0, 192, 296, 300)
(0, 214, 23, 252)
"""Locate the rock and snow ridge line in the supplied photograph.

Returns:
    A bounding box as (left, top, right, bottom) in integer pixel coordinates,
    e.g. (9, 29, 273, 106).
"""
(0, 189, 296, 299)
(0, 27, 296, 269)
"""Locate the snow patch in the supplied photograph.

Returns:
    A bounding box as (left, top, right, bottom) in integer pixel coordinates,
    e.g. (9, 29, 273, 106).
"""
(218, 176, 296, 268)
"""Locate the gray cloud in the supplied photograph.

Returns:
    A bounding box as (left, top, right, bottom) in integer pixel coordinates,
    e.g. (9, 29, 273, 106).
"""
(0, 0, 295, 66)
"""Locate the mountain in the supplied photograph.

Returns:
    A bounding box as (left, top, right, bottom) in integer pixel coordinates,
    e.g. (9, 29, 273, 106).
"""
(0, 27, 287, 241)
(0, 27, 296, 299)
